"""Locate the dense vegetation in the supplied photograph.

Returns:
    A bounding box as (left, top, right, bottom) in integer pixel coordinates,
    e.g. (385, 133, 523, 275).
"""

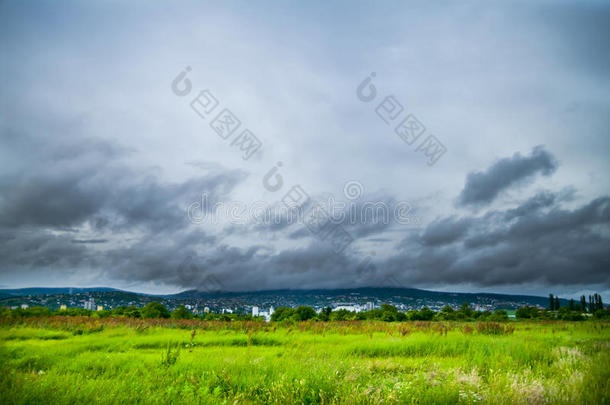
(0, 316, 608, 404)
(3, 300, 609, 323)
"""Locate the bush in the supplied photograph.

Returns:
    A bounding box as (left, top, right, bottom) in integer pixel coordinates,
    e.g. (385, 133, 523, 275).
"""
(488, 310, 509, 321)
(270, 307, 295, 322)
(293, 306, 316, 321)
(516, 306, 539, 319)
(557, 307, 585, 321)
(141, 302, 170, 319)
(476, 322, 515, 335)
(171, 305, 193, 320)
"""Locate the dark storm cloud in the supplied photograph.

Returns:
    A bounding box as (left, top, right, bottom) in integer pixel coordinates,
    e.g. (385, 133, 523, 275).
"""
(503, 190, 557, 221)
(0, 125, 247, 283)
(421, 216, 472, 246)
(458, 146, 558, 207)
(252, 194, 401, 240)
(2, 0, 610, 297)
(0, 132, 246, 232)
(386, 192, 610, 288)
(71, 239, 108, 244)
(101, 238, 362, 292)
(0, 229, 95, 270)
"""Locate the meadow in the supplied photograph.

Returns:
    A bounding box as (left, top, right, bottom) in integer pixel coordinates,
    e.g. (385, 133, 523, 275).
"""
(1, 317, 609, 404)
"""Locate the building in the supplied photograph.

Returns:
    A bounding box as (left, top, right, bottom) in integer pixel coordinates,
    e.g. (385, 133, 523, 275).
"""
(83, 297, 96, 310)
(96, 305, 104, 311)
(203, 307, 210, 313)
(252, 306, 259, 317)
(20, 304, 29, 310)
(60, 304, 67, 310)
(334, 304, 361, 312)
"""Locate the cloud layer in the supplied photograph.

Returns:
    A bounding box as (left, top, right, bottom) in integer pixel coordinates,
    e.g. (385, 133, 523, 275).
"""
(458, 146, 557, 207)
(1, 0, 609, 298)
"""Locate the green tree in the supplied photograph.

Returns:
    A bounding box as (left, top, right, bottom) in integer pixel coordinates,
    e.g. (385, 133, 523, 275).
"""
(549, 294, 555, 310)
(380, 304, 399, 322)
(395, 312, 407, 321)
(409, 307, 434, 321)
(270, 307, 295, 322)
(171, 305, 193, 320)
(458, 302, 474, 319)
(293, 306, 316, 321)
(436, 306, 457, 321)
(123, 306, 141, 318)
(488, 310, 509, 321)
(318, 306, 332, 321)
(141, 302, 170, 319)
(557, 306, 584, 321)
(516, 306, 539, 319)
(330, 309, 353, 321)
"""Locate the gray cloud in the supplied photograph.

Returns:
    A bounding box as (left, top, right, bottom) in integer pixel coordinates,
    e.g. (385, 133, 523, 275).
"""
(1, 0, 609, 298)
(458, 146, 558, 207)
(0, 131, 246, 233)
(421, 216, 471, 246)
(387, 192, 610, 288)
(71, 239, 108, 244)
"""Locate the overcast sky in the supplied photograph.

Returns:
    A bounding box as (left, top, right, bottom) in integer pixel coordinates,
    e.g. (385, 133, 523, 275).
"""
(1, 0, 609, 298)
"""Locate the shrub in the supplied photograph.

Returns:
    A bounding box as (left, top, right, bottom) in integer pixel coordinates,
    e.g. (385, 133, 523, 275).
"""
(516, 306, 539, 319)
(141, 302, 170, 319)
(171, 305, 193, 320)
(476, 322, 515, 335)
(488, 310, 509, 321)
(293, 306, 316, 321)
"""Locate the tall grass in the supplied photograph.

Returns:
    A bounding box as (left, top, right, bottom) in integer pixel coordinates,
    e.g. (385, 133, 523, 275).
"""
(0, 318, 608, 404)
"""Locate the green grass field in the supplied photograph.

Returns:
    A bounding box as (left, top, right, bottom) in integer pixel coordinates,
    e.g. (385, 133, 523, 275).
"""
(1, 318, 609, 404)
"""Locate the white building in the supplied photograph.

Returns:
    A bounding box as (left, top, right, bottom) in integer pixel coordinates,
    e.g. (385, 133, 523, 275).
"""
(83, 297, 96, 310)
(20, 304, 29, 309)
(251, 306, 273, 322)
(334, 304, 361, 312)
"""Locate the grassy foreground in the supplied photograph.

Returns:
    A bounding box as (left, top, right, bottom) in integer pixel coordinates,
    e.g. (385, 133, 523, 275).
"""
(1, 318, 609, 404)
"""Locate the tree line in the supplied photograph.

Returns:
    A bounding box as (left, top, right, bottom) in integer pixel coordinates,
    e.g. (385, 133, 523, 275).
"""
(549, 293, 604, 312)
(3, 300, 608, 321)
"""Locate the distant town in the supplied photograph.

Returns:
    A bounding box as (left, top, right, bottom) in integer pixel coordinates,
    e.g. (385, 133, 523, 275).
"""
(0, 287, 574, 320)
